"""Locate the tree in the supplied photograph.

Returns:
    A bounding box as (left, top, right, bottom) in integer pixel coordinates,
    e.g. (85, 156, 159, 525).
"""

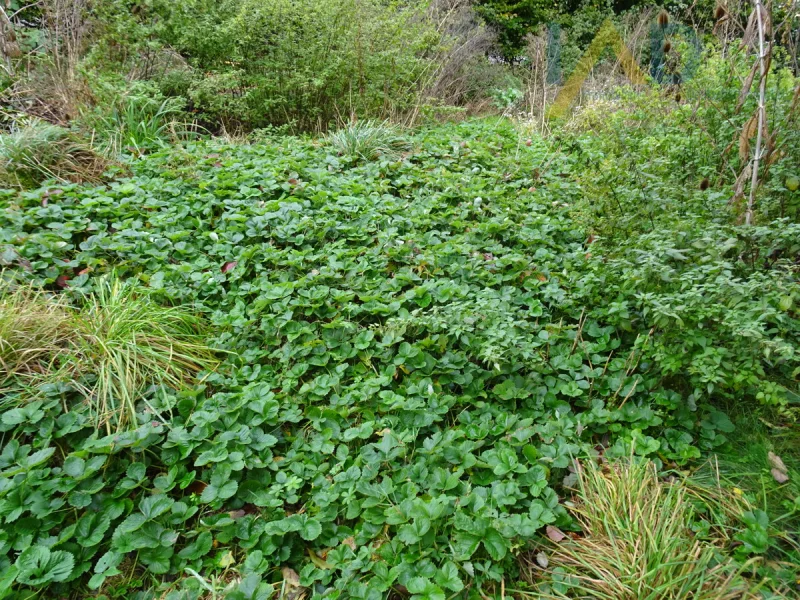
(472, 0, 554, 58)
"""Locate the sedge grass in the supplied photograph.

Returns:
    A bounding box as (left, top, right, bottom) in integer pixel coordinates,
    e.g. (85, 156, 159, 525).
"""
(75, 277, 218, 432)
(1, 276, 217, 432)
(0, 281, 76, 388)
(524, 458, 765, 600)
(325, 120, 411, 161)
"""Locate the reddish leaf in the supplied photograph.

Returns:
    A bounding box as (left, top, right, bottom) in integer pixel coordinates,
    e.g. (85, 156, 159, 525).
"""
(221, 261, 237, 273)
(55, 274, 70, 288)
(546, 525, 566, 542)
(288, 178, 299, 185)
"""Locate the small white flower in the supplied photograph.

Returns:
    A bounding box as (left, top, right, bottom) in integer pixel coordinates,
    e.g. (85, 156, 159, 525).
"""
(207, 278, 215, 285)
(209, 232, 219, 241)
(427, 384, 434, 395)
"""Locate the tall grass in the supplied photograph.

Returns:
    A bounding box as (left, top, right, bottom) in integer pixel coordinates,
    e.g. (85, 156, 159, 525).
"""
(325, 120, 411, 161)
(524, 459, 762, 600)
(0, 281, 76, 389)
(0, 118, 108, 188)
(0, 276, 217, 432)
(84, 95, 202, 156)
(75, 277, 217, 432)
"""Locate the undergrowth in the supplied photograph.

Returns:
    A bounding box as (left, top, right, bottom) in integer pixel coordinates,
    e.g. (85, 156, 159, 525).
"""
(0, 109, 796, 597)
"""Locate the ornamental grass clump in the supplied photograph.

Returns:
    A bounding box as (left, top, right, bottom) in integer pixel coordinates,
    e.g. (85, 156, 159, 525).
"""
(0, 276, 217, 431)
(526, 459, 761, 599)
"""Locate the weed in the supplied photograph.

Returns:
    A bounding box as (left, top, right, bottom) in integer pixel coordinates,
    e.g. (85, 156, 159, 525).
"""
(85, 95, 201, 156)
(0, 280, 75, 388)
(0, 118, 108, 188)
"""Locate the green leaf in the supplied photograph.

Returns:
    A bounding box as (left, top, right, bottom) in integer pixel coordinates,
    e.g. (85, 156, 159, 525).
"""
(15, 546, 74, 585)
(62, 456, 86, 478)
(452, 531, 481, 559)
(178, 531, 213, 560)
(140, 495, 174, 519)
(76, 512, 112, 548)
(434, 561, 463, 592)
(299, 516, 322, 541)
(406, 577, 446, 600)
(482, 529, 508, 561)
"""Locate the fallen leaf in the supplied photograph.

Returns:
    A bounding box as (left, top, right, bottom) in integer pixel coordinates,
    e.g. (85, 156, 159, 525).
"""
(768, 452, 787, 474)
(281, 567, 306, 600)
(307, 548, 333, 569)
(228, 510, 246, 519)
(771, 468, 789, 484)
(218, 551, 235, 568)
(536, 551, 549, 568)
(546, 525, 566, 542)
(55, 275, 70, 288)
(221, 261, 237, 273)
(342, 536, 356, 550)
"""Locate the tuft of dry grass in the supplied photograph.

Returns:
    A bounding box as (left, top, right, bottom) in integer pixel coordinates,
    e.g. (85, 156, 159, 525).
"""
(0, 276, 218, 431)
(0, 119, 110, 188)
(521, 458, 766, 600)
(0, 281, 76, 388)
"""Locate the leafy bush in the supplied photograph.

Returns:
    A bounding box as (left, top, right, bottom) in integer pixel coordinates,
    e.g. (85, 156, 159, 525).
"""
(325, 120, 412, 162)
(525, 458, 757, 598)
(135, 0, 450, 131)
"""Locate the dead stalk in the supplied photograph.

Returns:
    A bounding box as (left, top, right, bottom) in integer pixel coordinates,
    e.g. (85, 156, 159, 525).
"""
(745, 0, 768, 225)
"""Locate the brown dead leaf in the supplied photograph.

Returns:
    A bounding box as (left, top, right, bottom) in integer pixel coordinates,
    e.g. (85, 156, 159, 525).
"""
(768, 451, 787, 473)
(342, 536, 357, 550)
(771, 468, 789, 484)
(739, 113, 758, 162)
(546, 525, 566, 542)
(736, 61, 758, 113)
(281, 567, 306, 600)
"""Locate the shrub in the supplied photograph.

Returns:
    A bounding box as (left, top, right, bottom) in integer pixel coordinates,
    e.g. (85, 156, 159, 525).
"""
(525, 458, 759, 599)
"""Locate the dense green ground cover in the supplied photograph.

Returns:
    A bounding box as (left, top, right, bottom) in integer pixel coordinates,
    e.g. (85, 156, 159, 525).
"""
(0, 118, 798, 598)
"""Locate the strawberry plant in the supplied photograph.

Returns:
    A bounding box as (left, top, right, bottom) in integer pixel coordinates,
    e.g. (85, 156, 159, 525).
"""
(0, 118, 796, 598)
